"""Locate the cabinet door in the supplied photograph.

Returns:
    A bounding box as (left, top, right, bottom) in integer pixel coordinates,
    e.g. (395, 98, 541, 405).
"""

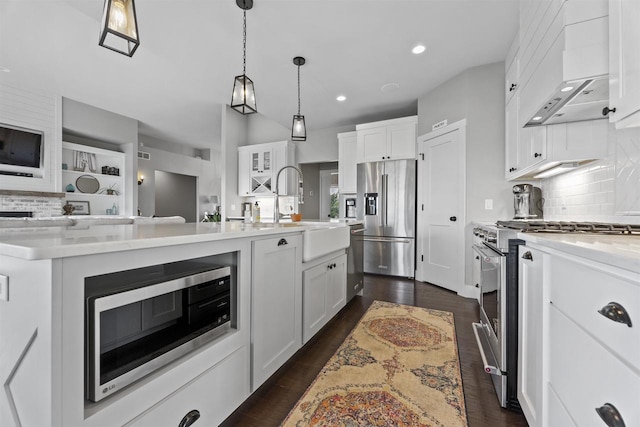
(338, 134, 357, 194)
(302, 263, 328, 344)
(505, 96, 520, 178)
(387, 123, 416, 160)
(357, 127, 388, 162)
(326, 254, 347, 318)
(251, 234, 302, 390)
(609, 0, 640, 128)
(518, 125, 546, 170)
(238, 149, 251, 196)
(518, 245, 545, 427)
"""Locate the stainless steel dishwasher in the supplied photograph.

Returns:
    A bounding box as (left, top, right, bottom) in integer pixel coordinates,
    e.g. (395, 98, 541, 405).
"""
(346, 223, 365, 301)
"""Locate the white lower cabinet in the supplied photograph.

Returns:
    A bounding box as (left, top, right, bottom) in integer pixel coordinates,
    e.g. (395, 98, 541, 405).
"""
(518, 246, 545, 427)
(127, 346, 249, 427)
(302, 252, 347, 344)
(518, 239, 640, 427)
(251, 233, 302, 390)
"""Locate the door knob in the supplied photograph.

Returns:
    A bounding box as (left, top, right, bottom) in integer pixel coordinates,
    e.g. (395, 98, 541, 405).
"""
(522, 251, 533, 260)
(178, 410, 201, 427)
(449, 216, 457, 222)
(595, 403, 625, 427)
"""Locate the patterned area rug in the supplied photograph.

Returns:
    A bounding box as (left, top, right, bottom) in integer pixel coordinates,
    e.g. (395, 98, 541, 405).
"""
(281, 300, 468, 427)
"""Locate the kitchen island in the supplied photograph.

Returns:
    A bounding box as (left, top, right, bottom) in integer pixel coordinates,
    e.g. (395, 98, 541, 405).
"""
(0, 221, 350, 427)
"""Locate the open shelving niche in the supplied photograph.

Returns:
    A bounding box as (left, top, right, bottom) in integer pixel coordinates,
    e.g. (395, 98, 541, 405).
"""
(61, 141, 126, 216)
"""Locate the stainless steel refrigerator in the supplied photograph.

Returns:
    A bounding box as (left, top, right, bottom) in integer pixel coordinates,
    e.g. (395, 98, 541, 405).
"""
(356, 160, 416, 278)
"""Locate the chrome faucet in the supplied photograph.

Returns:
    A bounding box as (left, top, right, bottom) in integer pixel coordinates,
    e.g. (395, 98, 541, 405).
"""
(274, 165, 304, 223)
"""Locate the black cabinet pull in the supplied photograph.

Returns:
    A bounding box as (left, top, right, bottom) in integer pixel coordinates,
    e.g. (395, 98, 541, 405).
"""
(522, 251, 533, 261)
(449, 216, 457, 222)
(534, 152, 541, 158)
(602, 106, 617, 116)
(475, 256, 480, 260)
(509, 83, 517, 92)
(178, 410, 201, 427)
(596, 403, 625, 427)
(598, 302, 632, 327)
(277, 238, 288, 246)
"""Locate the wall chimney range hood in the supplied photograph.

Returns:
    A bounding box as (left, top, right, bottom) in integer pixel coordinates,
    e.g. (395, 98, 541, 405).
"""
(520, 4, 609, 128)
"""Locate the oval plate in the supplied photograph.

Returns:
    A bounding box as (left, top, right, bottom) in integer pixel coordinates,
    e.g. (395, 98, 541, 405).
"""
(76, 175, 100, 193)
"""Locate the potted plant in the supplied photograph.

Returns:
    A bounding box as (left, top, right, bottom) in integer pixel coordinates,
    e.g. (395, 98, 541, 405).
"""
(100, 183, 119, 196)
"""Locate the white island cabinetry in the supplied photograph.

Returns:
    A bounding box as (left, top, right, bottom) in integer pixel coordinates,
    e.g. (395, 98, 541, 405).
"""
(302, 251, 347, 343)
(517, 234, 640, 427)
(251, 233, 302, 390)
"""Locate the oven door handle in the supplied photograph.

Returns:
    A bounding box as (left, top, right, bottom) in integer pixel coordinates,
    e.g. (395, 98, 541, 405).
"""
(472, 322, 504, 376)
(473, 244, 502, 264)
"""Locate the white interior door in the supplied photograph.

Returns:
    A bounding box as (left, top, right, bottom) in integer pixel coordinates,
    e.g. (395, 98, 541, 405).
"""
(416, 120, 466, 293)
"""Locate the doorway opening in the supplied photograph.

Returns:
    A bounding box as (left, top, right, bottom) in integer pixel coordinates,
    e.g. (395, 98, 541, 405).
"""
(154, 170, 198, 222)
(320, 169, 339, 219)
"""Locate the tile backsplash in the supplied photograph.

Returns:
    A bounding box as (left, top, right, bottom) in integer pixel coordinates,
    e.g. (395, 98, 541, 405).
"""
(542, 125, 640, 224)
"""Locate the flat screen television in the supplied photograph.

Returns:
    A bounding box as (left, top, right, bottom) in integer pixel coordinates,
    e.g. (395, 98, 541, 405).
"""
(0, 124, 43, 175)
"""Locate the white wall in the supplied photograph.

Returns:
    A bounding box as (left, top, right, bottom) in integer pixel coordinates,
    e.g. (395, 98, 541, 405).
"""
(0, 83, 61, 193)
(296, 125, 354, 164)
(542, 125, 640, 224)
(222, 106, 248, 219)
(137, 140, 218, 220)
(417, 62, 512, 294)
(62, 98, 138, 215)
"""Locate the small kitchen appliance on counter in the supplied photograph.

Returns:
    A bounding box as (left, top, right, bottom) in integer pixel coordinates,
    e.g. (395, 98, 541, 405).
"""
(513, 184, 543, 219)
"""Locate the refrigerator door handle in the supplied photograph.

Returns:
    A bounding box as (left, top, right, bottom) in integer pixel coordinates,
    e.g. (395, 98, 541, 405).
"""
(382, 173, 389, 226)
(363, 237, 412, 244)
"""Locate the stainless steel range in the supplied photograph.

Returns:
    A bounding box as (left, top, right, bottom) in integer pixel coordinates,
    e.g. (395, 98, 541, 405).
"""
(472, 220, 640, 411)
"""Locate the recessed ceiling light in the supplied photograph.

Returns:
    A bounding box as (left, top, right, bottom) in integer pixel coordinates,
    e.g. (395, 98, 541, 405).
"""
(560, 86, 574, 92)
(412, 44, 426, 54)
(532, 116, 543, 121)
(381, 83, 400, 93)
(336, 95, 346, 102)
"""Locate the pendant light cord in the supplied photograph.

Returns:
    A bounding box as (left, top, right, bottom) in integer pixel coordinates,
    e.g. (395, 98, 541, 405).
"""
(297, 64, 301, 114)
(243, 10, 247, 75)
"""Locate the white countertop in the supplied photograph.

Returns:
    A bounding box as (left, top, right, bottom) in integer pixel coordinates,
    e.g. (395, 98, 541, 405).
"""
(0, 221, 349, 260)
(519, 232, 640, 272)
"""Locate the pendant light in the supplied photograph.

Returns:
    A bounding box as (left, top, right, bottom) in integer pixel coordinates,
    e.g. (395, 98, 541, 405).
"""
(231, 0, 257, 115)
(291, 56, 306, 141)
(99, 0, 140, 57)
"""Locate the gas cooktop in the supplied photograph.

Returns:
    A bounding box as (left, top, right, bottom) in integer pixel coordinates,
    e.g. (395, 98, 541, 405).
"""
(496, 220, 640, 235)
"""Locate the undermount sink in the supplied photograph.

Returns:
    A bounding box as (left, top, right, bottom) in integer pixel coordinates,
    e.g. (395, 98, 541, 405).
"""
(301, 224, 350, 262)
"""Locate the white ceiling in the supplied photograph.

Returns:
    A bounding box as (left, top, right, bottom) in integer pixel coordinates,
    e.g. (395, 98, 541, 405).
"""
(0, 0, 518, 149)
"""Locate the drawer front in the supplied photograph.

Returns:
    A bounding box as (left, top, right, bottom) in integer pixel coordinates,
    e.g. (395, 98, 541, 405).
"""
(549, 256, 639, 370)
(547, 384, 576, 427)
(126, 345, 249, 427)
(548, 306, 640, 427)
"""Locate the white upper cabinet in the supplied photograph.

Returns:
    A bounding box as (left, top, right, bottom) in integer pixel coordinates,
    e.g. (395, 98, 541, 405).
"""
(356, 116, 417, 163)
(238, 140, 295, 197)
(608, 0, 640, 128)
(504, 0, 611, 181)
(338, 131, 357, 194)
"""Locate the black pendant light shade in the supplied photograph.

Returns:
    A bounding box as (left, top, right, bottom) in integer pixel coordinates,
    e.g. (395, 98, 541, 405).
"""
(99, 0, 140, 57)
(291, 56, 306, 141)
(231, 0, 257, 115)
(232, 74, 257, 115)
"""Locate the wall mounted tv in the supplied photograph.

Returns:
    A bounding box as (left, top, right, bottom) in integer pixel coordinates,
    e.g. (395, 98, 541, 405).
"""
(0, 124, 43, 176)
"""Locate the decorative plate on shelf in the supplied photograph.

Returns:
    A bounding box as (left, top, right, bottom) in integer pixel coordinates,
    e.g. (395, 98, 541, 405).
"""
(76, 175, 100, 193)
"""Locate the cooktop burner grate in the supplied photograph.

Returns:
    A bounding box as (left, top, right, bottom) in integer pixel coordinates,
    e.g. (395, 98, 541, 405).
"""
(496, 220, 640, 235)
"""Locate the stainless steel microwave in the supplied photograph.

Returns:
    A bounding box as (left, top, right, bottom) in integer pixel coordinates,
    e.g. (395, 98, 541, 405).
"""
(85, 264, 232, 402)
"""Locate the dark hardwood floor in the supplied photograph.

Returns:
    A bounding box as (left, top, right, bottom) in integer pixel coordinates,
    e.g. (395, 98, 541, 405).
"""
(221, 275, 528, 427)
